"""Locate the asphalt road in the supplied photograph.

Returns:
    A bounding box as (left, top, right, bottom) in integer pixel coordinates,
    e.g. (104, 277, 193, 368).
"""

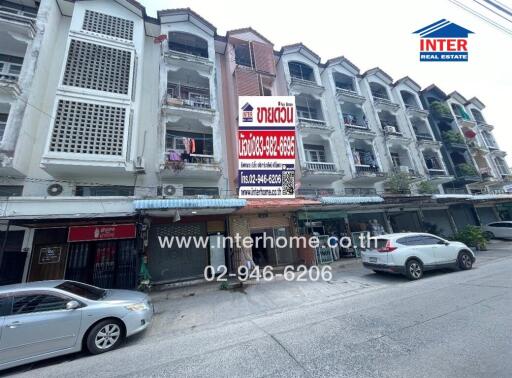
(3, 242, 512, 377)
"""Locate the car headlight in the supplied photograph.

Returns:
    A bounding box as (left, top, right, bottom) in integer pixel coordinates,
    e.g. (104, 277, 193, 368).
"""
(125, 302, 149, 311)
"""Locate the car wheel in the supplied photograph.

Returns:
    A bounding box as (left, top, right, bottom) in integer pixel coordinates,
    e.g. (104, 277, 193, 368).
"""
(458, 251, 473, 270)
(483, 231, 494, 240)
(86, 319, 124, 355)
(406, 259, 423, 280)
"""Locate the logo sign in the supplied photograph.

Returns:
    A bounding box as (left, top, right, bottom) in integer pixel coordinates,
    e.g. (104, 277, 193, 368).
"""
(413, 19, 474, 62)
(68, 224, 136, 242)
(238, 96, 296, 198)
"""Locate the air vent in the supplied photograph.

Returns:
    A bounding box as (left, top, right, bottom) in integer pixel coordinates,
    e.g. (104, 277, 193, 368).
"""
(82, 10, 134, 41)
(49, 99, 126, 156)
(62, 39, 132, 95)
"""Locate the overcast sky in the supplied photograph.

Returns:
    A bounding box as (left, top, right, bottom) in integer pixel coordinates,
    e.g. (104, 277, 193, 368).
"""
(140, 0, 512, 164)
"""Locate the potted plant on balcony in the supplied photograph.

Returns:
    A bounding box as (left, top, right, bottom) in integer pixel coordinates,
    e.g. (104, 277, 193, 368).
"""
(442, 130, 465, 144)
(386, 172, 412, 195)
(456, 163, 478, 177)
(430, 101, 453, 119)
(417, 180, 437, 195)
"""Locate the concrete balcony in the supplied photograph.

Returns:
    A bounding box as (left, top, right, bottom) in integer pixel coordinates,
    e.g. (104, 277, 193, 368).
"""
(372, 96, 400, 112)
(346, 165, 387, 184)
(476, 121, 494, 131)
(0, 74, 20, 98)
(160, 153, 221, 179)
(297, 117, 333, 132)
(455, 115, 477, 129)
(301, 162, 343, 184)
(163, 50, 214, 75)
(427, 169, 454, 184)
(405, 104, 429, 117)
(162, 95, 216, 126)
(0, 10, 36, 39)
(41, 154, 130, 178)
(336, 88, 366, 105)
(289, 77, 324, 96)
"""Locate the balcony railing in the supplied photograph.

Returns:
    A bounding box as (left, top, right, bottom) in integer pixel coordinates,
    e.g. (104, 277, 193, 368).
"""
(0, 73, 18, 81)
(428, 168, 447, 176)
(298, 117, 329, 129)
(355, 165, 383, 175)
(345, 187, 377, 196)
(415, 132, 433, 141)
(164, 151, 217, 169)
(305, 161, 337, 172)
(343, 114, 368, 129)
(392, 166, 418, 176)
(165, 82, 211, 110)
(298, 188, 335, 196)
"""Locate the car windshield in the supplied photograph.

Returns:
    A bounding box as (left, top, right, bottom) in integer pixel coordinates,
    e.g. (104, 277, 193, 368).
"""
(56, 281, 106, 301)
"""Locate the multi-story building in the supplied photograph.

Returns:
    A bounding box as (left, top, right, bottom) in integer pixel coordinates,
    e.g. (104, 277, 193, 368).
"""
(0, 0, 511, 286)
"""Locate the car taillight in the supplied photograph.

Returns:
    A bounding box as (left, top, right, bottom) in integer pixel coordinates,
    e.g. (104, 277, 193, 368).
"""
(378, 240, 397, 253)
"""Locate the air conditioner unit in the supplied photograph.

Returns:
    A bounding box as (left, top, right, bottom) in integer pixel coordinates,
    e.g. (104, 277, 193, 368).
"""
(161, 184, 183, 198)
(384, 126, 396, 133)
(399, 165, 410, 173)
(47, 183, 64, 196)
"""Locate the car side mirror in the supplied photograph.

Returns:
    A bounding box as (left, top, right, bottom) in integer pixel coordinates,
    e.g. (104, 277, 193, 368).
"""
(66, 300, 80, 310)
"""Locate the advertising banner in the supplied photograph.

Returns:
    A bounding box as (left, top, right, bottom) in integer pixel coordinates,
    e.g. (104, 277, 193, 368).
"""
(238, 96, 296, 198)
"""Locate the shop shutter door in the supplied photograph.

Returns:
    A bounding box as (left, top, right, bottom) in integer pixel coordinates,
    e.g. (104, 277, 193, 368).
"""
(235, 68, 260, 96)
(148, 223, 207, 283)
(252, 41, 275, 75)
(423, 210, 455, 237)
(476, 207, 498, 225)
(248, 215, 290, 230)
(450, 205, 478, 231)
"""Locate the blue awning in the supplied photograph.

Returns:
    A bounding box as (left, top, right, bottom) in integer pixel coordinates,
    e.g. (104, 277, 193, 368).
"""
(320, 196, 384, 205)
(134, 198, 247, 210)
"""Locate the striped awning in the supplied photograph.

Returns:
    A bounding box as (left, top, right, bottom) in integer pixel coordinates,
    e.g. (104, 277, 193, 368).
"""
(320, 196, 384, 205)
(134, 198, 246, 210)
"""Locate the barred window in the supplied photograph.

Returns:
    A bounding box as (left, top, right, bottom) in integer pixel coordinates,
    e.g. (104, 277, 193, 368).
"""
(82, 10, 134, 41)
(62, 39, 131, 94)
(50, 100, 126, 156)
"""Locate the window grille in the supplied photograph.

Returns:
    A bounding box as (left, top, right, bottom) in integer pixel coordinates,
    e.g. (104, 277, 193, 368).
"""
(82, 10, 134, 41)
(50, 99, 126, 156)
(62, 39, 131, 94)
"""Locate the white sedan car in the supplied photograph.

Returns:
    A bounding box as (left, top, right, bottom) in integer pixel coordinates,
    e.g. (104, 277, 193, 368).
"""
(482, 221, 512, 239)
(361, 233, 475, 280)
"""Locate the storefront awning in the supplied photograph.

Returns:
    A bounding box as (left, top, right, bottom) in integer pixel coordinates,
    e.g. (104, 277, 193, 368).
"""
(320, 196, 384, 205)
(298, 210, 347, 220)
(133, 198, 247, 210)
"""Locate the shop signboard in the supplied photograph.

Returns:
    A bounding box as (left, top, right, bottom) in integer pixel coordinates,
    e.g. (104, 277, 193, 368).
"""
(238, 96, 296, 198)
(68, 224, 136, 243)
(39, 246, 62, 264)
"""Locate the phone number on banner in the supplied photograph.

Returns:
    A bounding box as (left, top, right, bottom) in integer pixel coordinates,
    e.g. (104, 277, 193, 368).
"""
(238, 130, 295, 159)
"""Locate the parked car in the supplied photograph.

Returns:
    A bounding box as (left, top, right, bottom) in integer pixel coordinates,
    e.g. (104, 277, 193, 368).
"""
(482, 221, 512, 240)
(361, 233, 475, 280)
(0, 280, 153, 370)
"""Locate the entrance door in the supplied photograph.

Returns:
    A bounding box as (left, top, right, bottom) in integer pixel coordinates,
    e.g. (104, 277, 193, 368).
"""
(27, 244, 68, 282)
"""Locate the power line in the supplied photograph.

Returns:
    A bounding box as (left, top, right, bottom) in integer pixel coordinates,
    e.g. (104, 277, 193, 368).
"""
(473, 0, 512, 24)
(484, 0, 512, 17)
(449, 0, 512, 36)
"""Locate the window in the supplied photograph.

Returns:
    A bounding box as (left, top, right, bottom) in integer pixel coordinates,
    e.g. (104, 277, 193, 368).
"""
(288, 62, 315, 81)
(398, 235, 443, 245)
(82, 10, 134, 41)
(369, 82, 389, 100)
(165, 130, 213, 155)
(75, 186, 134, 197)
(296, 105, 318, 120)
(391, 152, 401, 167)
(0, 53, 24, 78)
(62, 39, 132, 95)
(12, 294, 69, 315)
(0, 112, 7, 141)
(57, 281, 105, 300)
(0, 186, 23, 197)
(50, 100, 126, 156)
(0, 295, 12, 316)
(183, 187, 219, 197)
(235, 43, 252, 67)
(424, 156, 442, 170)
(304, 144, 326, 162)
(0, 1, 38, 17)
(168, 32, 208, 58)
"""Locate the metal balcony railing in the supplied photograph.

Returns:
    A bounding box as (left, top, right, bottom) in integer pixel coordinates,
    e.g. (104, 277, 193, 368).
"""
(343, 114, 368, 129)
(355, 165, 382, 175)
(428, 168, 447, 176)
(344, 187, 377, 196)
(298, 117, 328, 128)
(415, 132, 433, 141)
